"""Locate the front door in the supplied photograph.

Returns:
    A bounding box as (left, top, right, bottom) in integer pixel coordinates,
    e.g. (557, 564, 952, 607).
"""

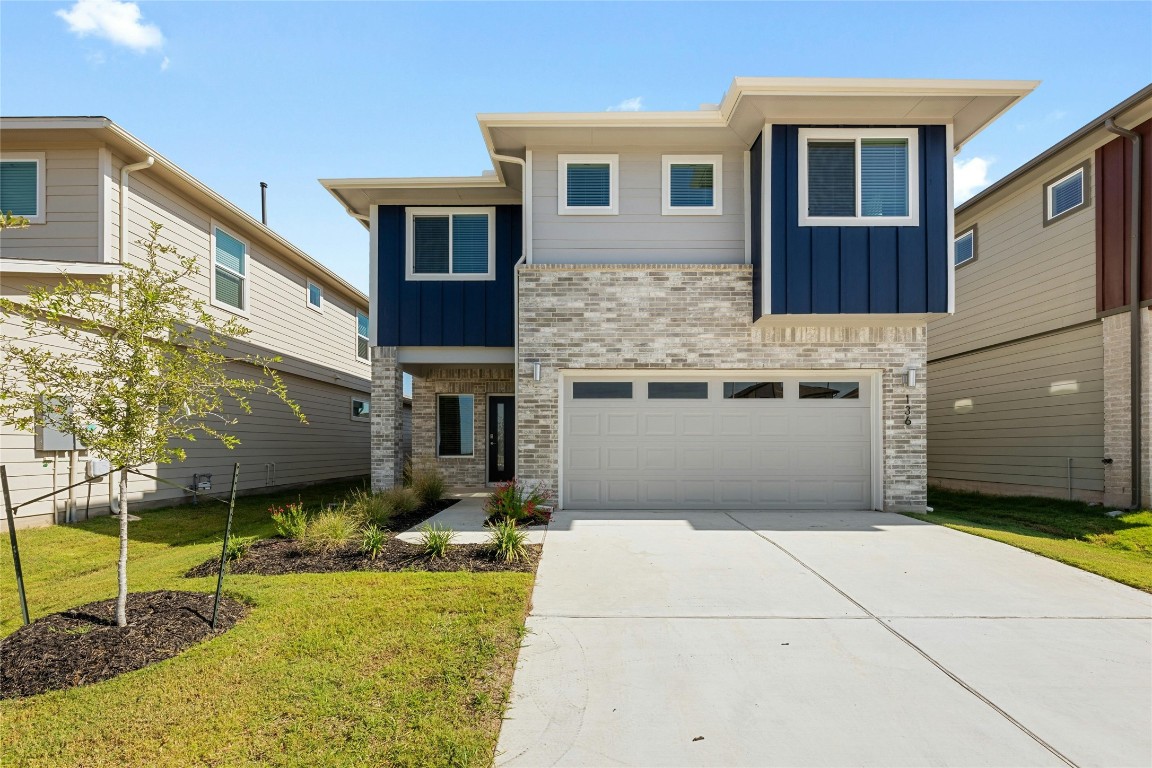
(487, 396, 515, 483)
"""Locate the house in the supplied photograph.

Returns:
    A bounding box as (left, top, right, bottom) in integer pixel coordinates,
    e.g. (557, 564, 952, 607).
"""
(1, 117, 372, 528)
(323, 77, 1036, 511)
(928, 85, 1152, 508)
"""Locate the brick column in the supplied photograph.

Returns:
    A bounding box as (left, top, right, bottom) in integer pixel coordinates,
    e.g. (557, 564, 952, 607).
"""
(371, 346, 404, 491)
(1103, 310, 1152, 508)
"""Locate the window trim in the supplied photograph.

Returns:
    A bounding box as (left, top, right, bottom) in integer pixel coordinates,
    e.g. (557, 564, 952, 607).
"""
(1042, 161, 1090, 226)
(356, 310, 370, 362)
(209, 221, 250, 316)
(797, 127, 920, 228)
(306, 280, 323, 312)
(404, 207, 496, 281)
(661, 154, 723, 216)
(0, 152, 46, 224)
(350, 397, 370, 421)
(437, 393, 475, 458)
(557, 154, 619, 216)
(954, 225, 978, 268)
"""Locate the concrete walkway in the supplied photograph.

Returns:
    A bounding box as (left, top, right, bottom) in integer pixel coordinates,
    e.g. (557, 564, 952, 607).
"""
(495, 510, 1152, 767)
(395, 488, 548, 544)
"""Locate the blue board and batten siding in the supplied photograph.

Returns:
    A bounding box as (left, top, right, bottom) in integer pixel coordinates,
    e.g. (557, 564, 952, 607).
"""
(749, 133, 764, 319)
(762, 125, 949, 316)
(375, 205, 520, 346)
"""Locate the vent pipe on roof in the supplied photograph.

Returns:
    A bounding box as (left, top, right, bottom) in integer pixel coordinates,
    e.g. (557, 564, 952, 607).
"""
(1104, 119, 1143, 509)
(260, 182, 268, 225)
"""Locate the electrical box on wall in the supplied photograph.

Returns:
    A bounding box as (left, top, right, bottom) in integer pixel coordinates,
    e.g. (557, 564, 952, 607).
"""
(86, 458, 111, 479)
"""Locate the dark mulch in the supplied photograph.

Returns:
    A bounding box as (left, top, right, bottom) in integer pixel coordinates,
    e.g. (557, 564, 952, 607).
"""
(186, 537, 541, 576)
(385, 498, 459, 531)
(0, 590, 247, 699)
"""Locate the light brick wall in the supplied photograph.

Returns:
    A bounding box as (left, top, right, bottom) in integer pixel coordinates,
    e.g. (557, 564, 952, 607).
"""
(1102, 309, 1152, 508)
(371, 346, 404, 492)
(410, 366, 514, 486)
(516, 264, 928, 512)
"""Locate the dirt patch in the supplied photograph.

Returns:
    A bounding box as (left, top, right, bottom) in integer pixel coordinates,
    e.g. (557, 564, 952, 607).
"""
(186, 537, 541, 576)
(0, 590, 247, 700)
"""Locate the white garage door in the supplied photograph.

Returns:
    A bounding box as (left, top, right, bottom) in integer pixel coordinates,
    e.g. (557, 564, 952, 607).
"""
(562, 374, 874, 510)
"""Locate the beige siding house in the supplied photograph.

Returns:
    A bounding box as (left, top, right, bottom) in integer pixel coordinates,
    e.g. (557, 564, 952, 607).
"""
(1, 117, 371, 529)
(928, 86, 1152, 507)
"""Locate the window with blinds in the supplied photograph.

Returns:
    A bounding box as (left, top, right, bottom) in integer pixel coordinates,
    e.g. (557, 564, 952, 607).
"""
(1044, 164, 1088, 224)
(438, 394, 474, 456)
(0, 160, 40, 218)
(663, 155, 722, 215)
(558, 154, 618, 214)
(406, 208, 495, 279)
(799, 129, 918, 227)
(357, 311, 369, 361)
(954, 227, 976, 267)
(212, 227, 247, 311)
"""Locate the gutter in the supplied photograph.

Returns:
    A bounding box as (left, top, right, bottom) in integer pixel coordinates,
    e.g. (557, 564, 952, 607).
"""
(1104, 119, 1144, 508)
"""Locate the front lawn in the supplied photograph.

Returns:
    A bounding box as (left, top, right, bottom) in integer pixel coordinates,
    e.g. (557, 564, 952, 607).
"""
(0, 480, 534, 767)
(912, 488, 1152, 593)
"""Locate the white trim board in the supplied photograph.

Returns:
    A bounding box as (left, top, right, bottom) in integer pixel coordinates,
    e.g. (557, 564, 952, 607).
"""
(209, 220, 251, 317)
(404, 206, 497, 281)
(0, 151, 47, 225)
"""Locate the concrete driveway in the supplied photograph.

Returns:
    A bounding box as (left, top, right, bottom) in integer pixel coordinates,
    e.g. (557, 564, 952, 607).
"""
(495, 511, 1152, 767)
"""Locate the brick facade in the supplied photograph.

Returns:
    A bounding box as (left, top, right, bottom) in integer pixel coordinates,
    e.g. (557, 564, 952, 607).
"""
(1102, 309, 1152, 508)
(371, 346, 404, 492)
(516, 264, 928, 512)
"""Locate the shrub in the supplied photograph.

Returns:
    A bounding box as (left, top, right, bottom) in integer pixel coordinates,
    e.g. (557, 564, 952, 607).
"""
(225, 535, 257, 562)
(379, 486, 421, 517)
(360, 524, 388, 560)
(299, 507, 360, 555)
(484, 479, 553, 526)
(407, 463, 446, 507)
(485, 518, 529, 563)
(347, 487, 393, 527)
(270, 501, 308, 540)
(418, 523, 456, 558)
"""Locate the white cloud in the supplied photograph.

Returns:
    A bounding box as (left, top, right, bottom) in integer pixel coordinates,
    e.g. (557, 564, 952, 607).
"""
(56, 0, 164, 52)
(607, 96, 643, 112)
(954, 156, 993, 202)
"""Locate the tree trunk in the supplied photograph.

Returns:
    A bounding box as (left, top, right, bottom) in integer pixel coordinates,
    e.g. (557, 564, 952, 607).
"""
(116, 467, 129, 627)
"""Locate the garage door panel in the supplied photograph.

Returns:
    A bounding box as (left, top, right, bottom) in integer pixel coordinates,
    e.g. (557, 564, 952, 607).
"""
(643, 412, 675, 436)
(643, 446, 677, 471)
(567, 446, 601, 472)
(643, 480, 678, 504)
(756, 412, 791, 436)
(569, 413, 601, 437)
(681, 413, 714, 436)
(606, 413, 639, 436)
(568, 480, 602, 505)
(606, 480, 639, 504)
(756, 480, 793, 505)
(720, 481, 753, 503)
(718, 446, 754, 471)
(681, 480, 716, 503)
(679, 446, 715, 471)
(718, 414, 753, 436)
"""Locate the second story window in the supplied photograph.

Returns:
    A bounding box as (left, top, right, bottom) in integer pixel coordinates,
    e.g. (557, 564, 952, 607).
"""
(558, 154, 619, 215)
(0, 153, 46, 224)
(954, 226, 977, 267)
(1044, 162, 1089, 225)
(307, 280, 323, 311)
(405, 207, 495, 280)
(356, 310, 369, 361)
(662, 155, 723, 215)
(211, 225, 248, 313)
(798, 128, 919, 227)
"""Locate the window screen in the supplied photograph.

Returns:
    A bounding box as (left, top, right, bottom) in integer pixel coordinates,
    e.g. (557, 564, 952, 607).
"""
(451, 214, 489, 274)
(438, 394, 474, 456)
(807, 141, 856, 217)
(860, 139, 908, 217)
(413, 216, 450, 274)
(0, 161, 38, 216)
(669, 163, 714, 207)
(566, 163, 611, 207)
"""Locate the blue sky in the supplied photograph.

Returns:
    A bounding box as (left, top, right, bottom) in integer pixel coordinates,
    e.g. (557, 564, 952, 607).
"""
(3, 1, 1150, 293)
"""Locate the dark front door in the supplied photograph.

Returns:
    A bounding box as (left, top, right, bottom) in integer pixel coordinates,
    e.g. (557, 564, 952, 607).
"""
(487, 396, 515, 483)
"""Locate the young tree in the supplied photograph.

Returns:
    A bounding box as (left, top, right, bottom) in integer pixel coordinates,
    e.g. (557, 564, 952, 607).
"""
(0, 222, 305, 626)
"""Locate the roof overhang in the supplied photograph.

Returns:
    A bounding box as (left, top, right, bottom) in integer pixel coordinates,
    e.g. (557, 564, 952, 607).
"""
(321, 77, 1038, 221)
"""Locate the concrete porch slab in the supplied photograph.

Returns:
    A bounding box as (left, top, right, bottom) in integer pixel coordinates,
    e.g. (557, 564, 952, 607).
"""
(395, 491, 548, 545)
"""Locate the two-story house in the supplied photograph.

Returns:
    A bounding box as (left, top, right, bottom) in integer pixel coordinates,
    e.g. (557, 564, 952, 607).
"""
(928, 85, 1151, 508)
(324, 78, 1035, 512)
(1, 117, 372, 528)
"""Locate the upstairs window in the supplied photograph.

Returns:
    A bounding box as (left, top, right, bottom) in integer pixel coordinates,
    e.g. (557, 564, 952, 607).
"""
(558, 154, 618, 215)
(798, 128, 919, 227)
(1044, 162, 1089, 225)
(662, 155, 722, 215)
(211, 225, 248, 313)
(307, 280, 323, 311)
(0, 153, 46, 224)
(405, 207, 495, 280)
(356, 310, 370, 361)
(954, 226, 977, 267)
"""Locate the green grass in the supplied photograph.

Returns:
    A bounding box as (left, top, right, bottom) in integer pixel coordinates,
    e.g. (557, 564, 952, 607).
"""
(911, 488, 1152, 593)
(0, 480, 534, 767)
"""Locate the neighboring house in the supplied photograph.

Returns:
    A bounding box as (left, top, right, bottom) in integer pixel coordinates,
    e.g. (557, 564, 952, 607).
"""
(324, 77, 1035, 511)
(1, 117, 372, 529)
(928, 86, 1152, 508)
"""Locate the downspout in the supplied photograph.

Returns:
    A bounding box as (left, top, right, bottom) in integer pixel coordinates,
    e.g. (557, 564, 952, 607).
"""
(1105, 120, 1143, 508)
(109, 155, 155, 512)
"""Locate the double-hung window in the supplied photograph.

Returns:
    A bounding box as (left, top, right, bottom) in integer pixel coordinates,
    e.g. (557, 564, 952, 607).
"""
(954, 226, 977, 267)
(662, 155, 722, 215)
(405, 207, 496, 280)
(798, 128, 919, 227)
(1043, 162, 1089, 225)
(211, 225, 248, 313)
(558, 154, 619, 215)
(356, 310, 370, 361)
(0, 152, 46, 224)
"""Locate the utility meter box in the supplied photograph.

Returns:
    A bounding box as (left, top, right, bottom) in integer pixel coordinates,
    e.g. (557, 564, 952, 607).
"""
(86, 458, 111, 479)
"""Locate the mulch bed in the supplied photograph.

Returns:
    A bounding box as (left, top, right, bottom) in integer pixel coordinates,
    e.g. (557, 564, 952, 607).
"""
(384, 498, 460, 532)
(0, 590, 247, 700)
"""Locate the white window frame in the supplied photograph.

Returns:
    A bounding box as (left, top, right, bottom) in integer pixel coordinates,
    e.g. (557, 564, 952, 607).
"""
(954, 225, 977, 267)
(209, 222, 250, 316)
(1043, 162, 1089, 225)
(306, 280, 323, 312)
(797, 128, 920, 228)
(356, 310, 370, 362)
(350, 397, 370, 421)
(662, 154, 723, 216)
(557, 154, 619, 216)
(437, 393, 475, 458)
(0, 152, 46, 224)
(404, 207, 496, 281)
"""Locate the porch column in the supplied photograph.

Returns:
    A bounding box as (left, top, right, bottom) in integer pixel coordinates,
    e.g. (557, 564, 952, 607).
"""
(371, 346, 404, 491)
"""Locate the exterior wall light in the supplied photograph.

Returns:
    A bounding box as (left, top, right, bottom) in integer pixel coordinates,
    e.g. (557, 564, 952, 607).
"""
(532, 361, 542, 381)
(904, 367, 919, 387)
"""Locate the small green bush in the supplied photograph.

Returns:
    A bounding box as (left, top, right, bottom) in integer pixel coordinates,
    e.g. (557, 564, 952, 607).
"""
(407, 463, 447, 506)
(484, 479, 553, 526)
(485, 518, 528, 563)
(347, 487, 393, 527)
(418, 523, 456, 558)
(270, 501, 308, 540)
(379, 486, 421, 517)
(225, 535, 257, 562)
(360, 524, 388, 560)
(299, 507, 360, 555)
